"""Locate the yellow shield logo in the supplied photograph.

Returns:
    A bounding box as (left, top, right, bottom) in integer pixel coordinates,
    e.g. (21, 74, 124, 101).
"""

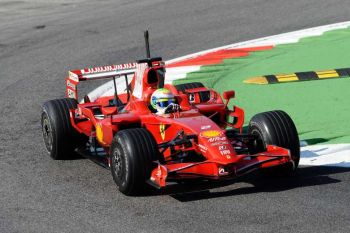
(96, 123, 105, 144)
(160, 124, 166, 140)
(200, 130, 222, 138)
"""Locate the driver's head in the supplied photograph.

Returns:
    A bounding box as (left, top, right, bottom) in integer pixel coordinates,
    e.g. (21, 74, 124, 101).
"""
(150, 88, 175, 113)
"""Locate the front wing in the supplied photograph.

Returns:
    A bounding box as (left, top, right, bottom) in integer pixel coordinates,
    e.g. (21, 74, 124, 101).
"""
(148, 145, 292, 188)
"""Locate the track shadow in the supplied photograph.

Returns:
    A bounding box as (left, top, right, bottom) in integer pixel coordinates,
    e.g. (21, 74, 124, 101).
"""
(303, 138, 329, 145)
(163, 166, 350, 202)
(303, 136, 345, 145)
(63, 152, 87, 160)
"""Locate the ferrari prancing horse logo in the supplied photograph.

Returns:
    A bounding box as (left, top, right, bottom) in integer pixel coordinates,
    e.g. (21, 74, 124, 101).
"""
(160, 124, 166, 140)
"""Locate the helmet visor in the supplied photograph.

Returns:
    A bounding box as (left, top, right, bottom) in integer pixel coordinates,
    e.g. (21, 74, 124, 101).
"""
(156, 98, 175, 108)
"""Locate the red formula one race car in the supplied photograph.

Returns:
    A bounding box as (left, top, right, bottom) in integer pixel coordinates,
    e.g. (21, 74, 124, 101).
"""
(41, 32, 300, 196)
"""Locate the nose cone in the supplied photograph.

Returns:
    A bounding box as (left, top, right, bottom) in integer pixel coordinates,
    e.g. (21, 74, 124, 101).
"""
(169, 115, 237, 162)
(198, 129, 236, 162)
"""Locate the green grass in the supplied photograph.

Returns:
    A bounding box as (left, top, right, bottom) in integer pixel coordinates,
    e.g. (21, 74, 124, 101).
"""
(174, 28, 350, 144)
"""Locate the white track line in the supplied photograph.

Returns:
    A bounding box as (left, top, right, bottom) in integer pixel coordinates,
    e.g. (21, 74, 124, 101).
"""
(165, 66, 201, 82)
(301, 144, 350, 167)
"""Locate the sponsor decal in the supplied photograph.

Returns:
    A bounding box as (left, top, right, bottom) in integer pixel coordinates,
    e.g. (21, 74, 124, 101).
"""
(67, 89, 76, 99)
(201, 125, 211, 130)
(81, 63, 136, 75)
(218, 167, 228, 175)
(220, 150, 231, 156)
(208, 136, 227, 143)
(201, 130, 222, 138)
(226, 155, 231, 159)
(159, 124, 166, 140)
(210, 141, 229, 146)
(68, 71, 79, 82)
(218, 145, 227, 151)
(66, 80, 76, 90)
(198, 144, 208, 152)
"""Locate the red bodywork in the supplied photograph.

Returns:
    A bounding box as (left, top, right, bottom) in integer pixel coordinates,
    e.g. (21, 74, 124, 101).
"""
(65, 59, 292, 188)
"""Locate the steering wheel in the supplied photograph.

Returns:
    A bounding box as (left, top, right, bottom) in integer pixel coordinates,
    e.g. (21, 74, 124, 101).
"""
(164, 103, 181, 114)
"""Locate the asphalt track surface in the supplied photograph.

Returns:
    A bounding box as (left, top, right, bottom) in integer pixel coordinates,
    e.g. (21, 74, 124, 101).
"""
(1, 1, 350, 232)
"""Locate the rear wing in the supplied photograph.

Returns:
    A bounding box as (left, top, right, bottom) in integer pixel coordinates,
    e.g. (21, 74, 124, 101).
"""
(66, 63, 137, 100)
(66, 58, 165, 100)
(66, 31, 165, 101)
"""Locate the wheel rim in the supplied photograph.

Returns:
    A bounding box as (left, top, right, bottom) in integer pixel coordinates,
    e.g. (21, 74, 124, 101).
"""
(250, 128, 266, 152)
(42, 114, 53, 152)
(113, 146, 123, 178)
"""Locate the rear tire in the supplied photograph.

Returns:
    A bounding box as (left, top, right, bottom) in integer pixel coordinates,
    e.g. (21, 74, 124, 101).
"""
(41, 98, 87, 160)
(248, 110, 300, 175)
(110, 128, 159, 196)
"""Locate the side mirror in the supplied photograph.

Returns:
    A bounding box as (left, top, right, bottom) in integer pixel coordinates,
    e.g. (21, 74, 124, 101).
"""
(101, 106, 118, 116)
(223, 90, 235, 100)
(177, 94, 191, 110)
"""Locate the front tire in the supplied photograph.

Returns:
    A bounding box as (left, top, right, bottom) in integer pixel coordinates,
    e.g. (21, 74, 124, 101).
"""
(248, 110, 300, 174)
(110, 128, 159, 196)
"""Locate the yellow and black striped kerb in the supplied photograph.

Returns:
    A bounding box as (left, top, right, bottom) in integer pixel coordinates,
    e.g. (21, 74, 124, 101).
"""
(244, 68, 350, 84)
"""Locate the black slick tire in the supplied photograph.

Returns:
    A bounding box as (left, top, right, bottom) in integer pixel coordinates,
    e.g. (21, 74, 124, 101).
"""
(110, 128, 159, 196)
(41, 98, 87, 160)
(248, 110, 300, 175)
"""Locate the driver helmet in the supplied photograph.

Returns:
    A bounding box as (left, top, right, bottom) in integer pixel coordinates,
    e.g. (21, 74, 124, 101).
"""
(150, 88, 175, 113)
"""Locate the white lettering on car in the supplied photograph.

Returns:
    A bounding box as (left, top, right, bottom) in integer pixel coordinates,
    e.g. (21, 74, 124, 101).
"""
(211, 141, 229, 146)
(198, 144, 208, 151)
(67, 89, 76, 98)
(220, 150, 231, 156)
(81, 63, 137, 74)
(208, 136, 227, 143)
(66, 80, 76, 90)
(218, 167, 228, 175)
(68, 71, 79, 82)
(201, 125, 211, 130)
